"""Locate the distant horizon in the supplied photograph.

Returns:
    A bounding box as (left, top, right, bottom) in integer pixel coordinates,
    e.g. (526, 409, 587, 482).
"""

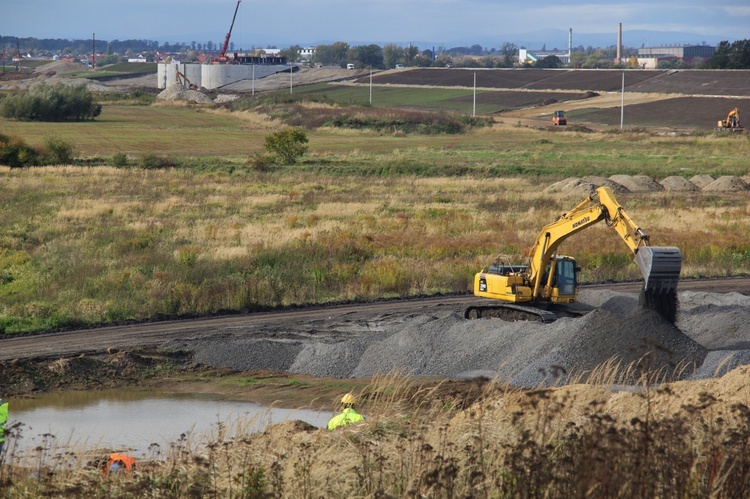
(3, 28, 737, 54)
(2, 0, 747, 53)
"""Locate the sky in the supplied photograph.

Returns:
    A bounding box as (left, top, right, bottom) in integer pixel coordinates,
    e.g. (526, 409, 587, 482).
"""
(3, 0, 749, 50)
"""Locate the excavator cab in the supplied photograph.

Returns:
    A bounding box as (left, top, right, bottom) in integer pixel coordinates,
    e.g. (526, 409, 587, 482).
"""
(541, 256, 578, 303)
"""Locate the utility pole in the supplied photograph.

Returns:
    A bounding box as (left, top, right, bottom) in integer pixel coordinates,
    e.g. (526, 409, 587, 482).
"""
(92, 33, 96, 69)
(473, 72, 477, 117)
(620, 72, 625, 130)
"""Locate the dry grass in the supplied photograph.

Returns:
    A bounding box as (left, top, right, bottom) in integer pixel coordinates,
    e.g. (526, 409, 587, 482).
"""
(2, 367, 749, 496)
(1, 166, 749, 333)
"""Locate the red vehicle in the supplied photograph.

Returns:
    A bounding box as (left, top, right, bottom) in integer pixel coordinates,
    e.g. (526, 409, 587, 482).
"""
(553, 110, 567, 125)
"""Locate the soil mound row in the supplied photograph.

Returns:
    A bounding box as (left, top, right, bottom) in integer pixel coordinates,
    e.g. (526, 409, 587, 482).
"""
(165, 290, 749, 387)
(547, 174, 750, 195)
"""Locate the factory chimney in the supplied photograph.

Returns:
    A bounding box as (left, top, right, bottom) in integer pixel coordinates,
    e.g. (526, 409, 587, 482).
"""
(616, 23, 622, 63)
(568, 28, 572, 63)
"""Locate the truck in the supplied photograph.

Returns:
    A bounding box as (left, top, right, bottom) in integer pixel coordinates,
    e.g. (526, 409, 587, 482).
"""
(466, 186, 682, 323)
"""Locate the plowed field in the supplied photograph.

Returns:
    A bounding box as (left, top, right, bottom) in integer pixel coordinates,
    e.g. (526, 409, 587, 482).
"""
(356, 68, 750, 131)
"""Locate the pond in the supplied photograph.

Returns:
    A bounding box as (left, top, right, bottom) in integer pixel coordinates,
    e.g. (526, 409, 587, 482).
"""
(6, 389, 332, 459)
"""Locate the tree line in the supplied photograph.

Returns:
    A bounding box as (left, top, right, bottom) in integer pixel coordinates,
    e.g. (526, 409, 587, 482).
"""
(3, 35, 749, 70)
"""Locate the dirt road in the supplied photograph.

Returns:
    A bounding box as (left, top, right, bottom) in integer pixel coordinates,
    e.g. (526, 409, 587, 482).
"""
(1, 277, 748, 363)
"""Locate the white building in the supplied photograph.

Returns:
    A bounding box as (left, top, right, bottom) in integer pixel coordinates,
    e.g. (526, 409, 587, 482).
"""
(299, 47, 315, 61)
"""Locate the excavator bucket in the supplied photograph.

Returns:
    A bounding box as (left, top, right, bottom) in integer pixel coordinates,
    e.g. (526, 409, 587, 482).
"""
(634, 246, 682, 323)
(634, 246, 682, 293)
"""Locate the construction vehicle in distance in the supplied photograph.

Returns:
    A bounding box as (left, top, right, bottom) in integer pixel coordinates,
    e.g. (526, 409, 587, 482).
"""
(553, 110, 567, 125)
(213, 0, 241, 63)
(717, 107, 743, 131)
(175, 69, 198, 90)
(466, 186, 682, 323)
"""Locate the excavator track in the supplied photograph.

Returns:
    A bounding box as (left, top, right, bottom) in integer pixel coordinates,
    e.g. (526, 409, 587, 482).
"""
(464, 304, 558, 323)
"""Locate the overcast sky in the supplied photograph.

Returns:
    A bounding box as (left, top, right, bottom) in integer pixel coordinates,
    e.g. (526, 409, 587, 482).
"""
(3, 0, 749, 49)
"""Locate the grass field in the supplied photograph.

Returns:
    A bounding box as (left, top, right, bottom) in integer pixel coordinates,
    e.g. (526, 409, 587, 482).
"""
(0, 99, 749, 332)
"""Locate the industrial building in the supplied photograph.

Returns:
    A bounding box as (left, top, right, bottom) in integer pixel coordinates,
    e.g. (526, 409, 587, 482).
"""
(518, 28, 574, 65)
(635, 45, 715, 69)
(638, 45, 716, 59)
(519, 49, 570, 65)
(158, 60, 290, 90)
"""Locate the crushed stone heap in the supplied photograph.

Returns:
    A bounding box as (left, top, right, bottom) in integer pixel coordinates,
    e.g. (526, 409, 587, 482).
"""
(165, 289, 749, 388)
(156, 83, 213, 104)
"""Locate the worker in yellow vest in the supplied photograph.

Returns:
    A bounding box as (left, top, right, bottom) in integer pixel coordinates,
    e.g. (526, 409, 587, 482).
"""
(327, 393, 364, 430)
(0, 397, 8, 460)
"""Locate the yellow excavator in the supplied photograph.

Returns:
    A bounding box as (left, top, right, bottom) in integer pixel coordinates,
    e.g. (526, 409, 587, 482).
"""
(717, 108, 742, 131)
(466, 186, 682, 323)
(176, 69, 198, 90)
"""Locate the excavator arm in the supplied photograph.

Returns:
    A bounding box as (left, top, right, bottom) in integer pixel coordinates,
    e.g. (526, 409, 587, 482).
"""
(526, 186, 680, 300)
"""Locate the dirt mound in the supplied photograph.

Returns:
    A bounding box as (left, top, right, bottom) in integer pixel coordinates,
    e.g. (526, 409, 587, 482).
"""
(689, 174, 715, 188)
(34, 60, 86, 74)
(575, 90, 600, 99)
(580, 176, 630, 193)
(156, 83, 213, 103)
(659, 176, 699, 191)
(545, 177, 596, 195)
(701, 176, 750, 191)
(609, 174, 664, 192)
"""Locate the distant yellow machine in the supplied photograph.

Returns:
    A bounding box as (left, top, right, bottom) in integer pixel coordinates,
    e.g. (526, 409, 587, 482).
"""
(717, 108, 743, 131)
(466, 187, 682, 323)
(176, 69, 198, 90)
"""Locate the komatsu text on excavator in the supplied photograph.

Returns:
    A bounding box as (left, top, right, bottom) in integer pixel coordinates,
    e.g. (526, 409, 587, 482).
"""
(466, 186, 682, 323)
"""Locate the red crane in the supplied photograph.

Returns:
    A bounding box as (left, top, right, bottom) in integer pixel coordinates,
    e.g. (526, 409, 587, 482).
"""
(214, 0, 241, 63)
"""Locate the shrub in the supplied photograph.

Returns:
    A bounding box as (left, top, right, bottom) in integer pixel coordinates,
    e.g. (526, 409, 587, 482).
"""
(139, 154, 177, 169)
(247, 152, 272, 171)
(0, 133, 40, 168)
(42, 136, 77, 164)
(112, 153, 128, 168)
(263, 127, 309, 165)
(0, 83, 102, 121)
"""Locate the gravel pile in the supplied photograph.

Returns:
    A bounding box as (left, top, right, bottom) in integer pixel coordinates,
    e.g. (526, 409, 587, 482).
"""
(660, 176, 700, 191)
(609, 174, 664, 192)
(213, 94, 240, 104)
(165, 289, 749, 387)
(545, 178, 598, 195)
(690, 175, 715, 189)
(702, 176, 750, 191)
(581, 176, 630, 193)
(156, 83, 214, 103)
(546, 175, 749, 195)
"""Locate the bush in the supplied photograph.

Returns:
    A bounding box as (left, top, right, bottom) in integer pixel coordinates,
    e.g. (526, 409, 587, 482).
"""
(139, 153, 177, 169)
(0, 83, 102, 121)
(0, 133, 40, 168)
(112, 153, 128, 168)
(247, 152, 272, 171)
(263, 127, 309, 165)
(42, 136, 77, 164)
